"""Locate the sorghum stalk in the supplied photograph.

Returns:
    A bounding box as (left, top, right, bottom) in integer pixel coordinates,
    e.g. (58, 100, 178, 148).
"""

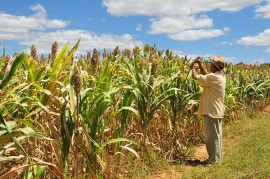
(73, 64, 81, 178)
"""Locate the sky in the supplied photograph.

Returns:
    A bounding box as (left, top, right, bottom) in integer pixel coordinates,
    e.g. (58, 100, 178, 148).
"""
(1, 0, 270, 64)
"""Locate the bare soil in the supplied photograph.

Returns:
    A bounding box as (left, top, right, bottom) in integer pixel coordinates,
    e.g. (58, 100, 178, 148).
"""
(262, 104, 270, 113)
(150, 144, 207, 179)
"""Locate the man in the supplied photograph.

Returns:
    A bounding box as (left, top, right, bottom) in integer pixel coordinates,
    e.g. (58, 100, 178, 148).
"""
(191, 56, 227, 165)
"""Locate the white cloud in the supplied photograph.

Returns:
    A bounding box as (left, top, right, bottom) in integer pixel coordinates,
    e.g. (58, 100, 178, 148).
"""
(172, 50, 185, 57)
(149, 16, 213, 35)
(19, 30, 143, 54)
(267, 47, 270, 52)
(219, 41, 234, 46)
(236, 29, 270, 46)
(0, 4, 143, 54)
(168, 28, 229, 41)
(226, 56, 239, 63)
(136, 23, 142, 31)
(103, 0, 262, 16)
(173, 52, 242, 64)
(30, 4, 46, 18)
(103, 0, 260, 41)
(0, 4, 69, 40)
(202, 55, 239, 64)
(255, 1, 270, 19)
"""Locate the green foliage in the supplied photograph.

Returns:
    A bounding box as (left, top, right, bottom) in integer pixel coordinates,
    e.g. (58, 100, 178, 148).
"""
(0, 51, 28, 89)
(60, 102, 74, 174)
(0, 45, 5, 79)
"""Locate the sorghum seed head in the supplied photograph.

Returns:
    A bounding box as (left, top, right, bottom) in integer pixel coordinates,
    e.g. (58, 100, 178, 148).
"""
(158, 50, 164, 58)
(166, 49, 170, 57)
(103, 48, 107, 59)
(122, 49, 131, 58)
(132, 46, 140, 58)
(74, 65, 81, 96)
(30, 45, 38, 60)
(144, 44, 150, 54)
(51, 41, 58, 60)
(151, 61, 158, 76)
(87, 52, 91, 60)
(113, 46, 120, 57)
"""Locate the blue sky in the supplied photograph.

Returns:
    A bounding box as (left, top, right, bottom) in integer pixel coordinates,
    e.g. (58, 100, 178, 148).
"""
(1, 0, 270, 64)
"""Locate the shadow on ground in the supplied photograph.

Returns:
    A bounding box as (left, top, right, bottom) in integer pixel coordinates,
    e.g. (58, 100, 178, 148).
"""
(185, 159, 207, 167)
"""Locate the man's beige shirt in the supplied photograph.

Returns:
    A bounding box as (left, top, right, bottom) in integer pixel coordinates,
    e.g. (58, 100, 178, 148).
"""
(197, 71, 226, 118)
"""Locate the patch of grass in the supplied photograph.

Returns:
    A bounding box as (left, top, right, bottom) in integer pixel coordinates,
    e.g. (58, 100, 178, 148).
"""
(182, 113, 270, 178)
(117, 149, 169, 179)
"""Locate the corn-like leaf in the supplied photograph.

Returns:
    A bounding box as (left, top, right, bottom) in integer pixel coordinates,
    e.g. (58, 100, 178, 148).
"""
(1, 125, 51, 142)
(69, 62, 76, 116)
(51, 43, 69, 78)
(0, 45, 5, 78)
(27, 58, 37, 83)
(60, 39, 80, 74)
(118, 106, 139, 116)
(12, 137, 27, 155)
(0, 111, 8, 128)
(31, 157, 62, 177)
(120, 145, 141, 163)
(0, 51, 28, 89)
(0, 155, 24, 162)
(34, 165, 47, 178)
(0, 121, 16, 135)
(105, 138, 139, 147)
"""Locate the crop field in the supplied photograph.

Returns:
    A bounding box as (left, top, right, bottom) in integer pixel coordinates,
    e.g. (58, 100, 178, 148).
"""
(0, 40, 270, 178)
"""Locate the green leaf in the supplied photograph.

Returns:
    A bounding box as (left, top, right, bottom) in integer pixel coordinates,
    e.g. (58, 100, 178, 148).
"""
(27, 58, 37, 83)
(118, 106, 139, 116)
(0, 121, 16, 131)
(51, 43, 69, 78)
(0, 45, 5, 79)
(60, 39, 80, 74)
(35, 66, 46, 81)
(0, 127, 51, 146)
(0, 111, 7, 127)
(120, 145, 141, 162)
(0, 129, 7, 136)
(0, 131, 21, 145)
(12, 137, 27, 155)
(105, 138, 139, 147)
(0, 51, 28, 89)
(35, 165, 47, 178)
(0, 155, 24, 162)
(69, 62, 76, 116)
(14, 127, 50, 139)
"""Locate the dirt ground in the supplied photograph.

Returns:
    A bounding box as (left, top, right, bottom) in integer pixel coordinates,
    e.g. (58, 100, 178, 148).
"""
(262, 104, 270, 113)
(150, 104, 270, 179)
(150, 144, 208, 179)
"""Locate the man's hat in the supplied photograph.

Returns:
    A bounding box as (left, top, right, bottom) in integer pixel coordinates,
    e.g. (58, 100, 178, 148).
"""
(211, 56, 227, 72)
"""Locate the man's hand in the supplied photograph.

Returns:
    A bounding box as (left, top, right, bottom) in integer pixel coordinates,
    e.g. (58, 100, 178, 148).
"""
(193, 56, 208, 75)
(192, 63, 199, 69)
(194, 56, 202, 64)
